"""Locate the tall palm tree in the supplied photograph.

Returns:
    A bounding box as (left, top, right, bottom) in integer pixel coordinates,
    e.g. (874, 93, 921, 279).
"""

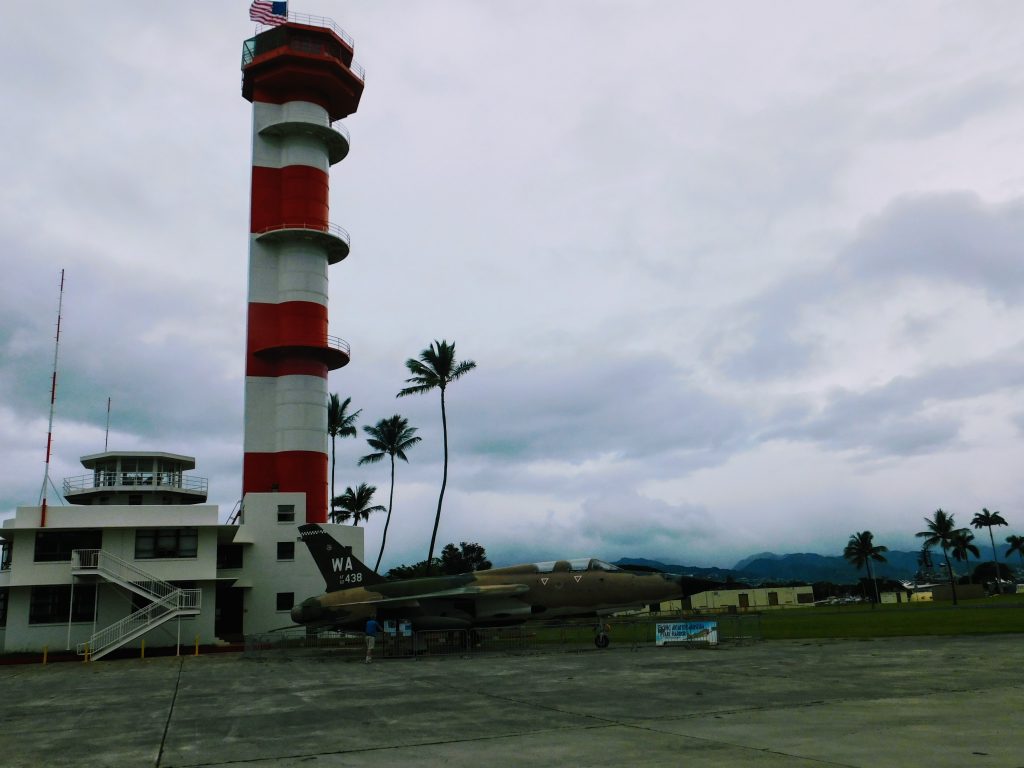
(949, 529, 980, 584)
(972, 509, 1009, 593)
(916, 509, 963, 605)
(397, 339, 476, 573)
(843, 531, 888, 607)
(327, 394, 361, 524)
(358, 415, 421, 573)
(332, 483, 386, 526)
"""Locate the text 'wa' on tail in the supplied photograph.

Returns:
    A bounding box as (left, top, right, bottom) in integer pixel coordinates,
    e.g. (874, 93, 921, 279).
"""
(298, 524, 385, 591)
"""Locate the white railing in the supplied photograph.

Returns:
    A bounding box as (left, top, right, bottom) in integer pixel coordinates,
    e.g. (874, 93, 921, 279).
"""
(286, 12, 354, 47)
(72, 549, 178, 602)
(255, 220, 350, 245)
(72, 549, 201, 660)
(326, 335, 351, 357)
(76, 589, 200, 660)
(63, 471, 208, 495)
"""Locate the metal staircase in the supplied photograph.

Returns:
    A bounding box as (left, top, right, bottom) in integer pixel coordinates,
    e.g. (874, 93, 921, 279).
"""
(71, 549, 201, 661)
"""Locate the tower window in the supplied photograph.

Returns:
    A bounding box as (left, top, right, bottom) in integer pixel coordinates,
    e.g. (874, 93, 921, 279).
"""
(277, 505, 295, 523)
(276, 592, 294, 611)
(277, 542, 295, 560)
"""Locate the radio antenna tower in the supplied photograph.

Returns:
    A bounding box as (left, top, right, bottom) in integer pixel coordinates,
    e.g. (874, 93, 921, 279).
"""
(38, 269, 65, 527)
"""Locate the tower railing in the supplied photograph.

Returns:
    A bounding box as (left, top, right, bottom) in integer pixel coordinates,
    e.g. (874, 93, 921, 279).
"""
(255, 221, 351, 246)
(326, 335, 351, 357)
(242, 22, 366, 82)
(63, 471, 208, 495)
(252, 334, 351, 358)
(285, 12, 355, 47)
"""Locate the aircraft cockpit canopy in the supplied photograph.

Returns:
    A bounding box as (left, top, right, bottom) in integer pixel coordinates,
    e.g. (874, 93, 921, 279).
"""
(532, 558, 624, 573)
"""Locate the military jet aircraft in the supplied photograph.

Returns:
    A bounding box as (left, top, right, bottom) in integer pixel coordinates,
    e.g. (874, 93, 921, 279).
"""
(291, 524, 686, 644)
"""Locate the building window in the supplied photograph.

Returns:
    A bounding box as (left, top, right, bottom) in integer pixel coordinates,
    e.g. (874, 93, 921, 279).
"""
(34, 530, 103, 562)
(0, 588, 7, 627)
(217, 544, 244, 569)
(277, 505, 295, 523)
(1, 543, 11, 571)
(29, 585, 96, 624)
(276, 592, 294, 611)
(135, 528, 199, 559)
(277, 542, 295, 560)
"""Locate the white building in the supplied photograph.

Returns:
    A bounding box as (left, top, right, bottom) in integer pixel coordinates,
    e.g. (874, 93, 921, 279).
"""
(0, 450, 362, 659)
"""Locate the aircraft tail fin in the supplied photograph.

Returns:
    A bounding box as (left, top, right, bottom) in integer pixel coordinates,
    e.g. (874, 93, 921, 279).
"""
(298, 524, 386, 592)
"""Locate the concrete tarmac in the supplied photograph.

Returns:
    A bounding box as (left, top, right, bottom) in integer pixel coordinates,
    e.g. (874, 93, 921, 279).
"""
(1, 634, 1021, 767)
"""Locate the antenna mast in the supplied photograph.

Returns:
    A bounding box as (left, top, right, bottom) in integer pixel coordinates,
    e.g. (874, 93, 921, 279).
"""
(39, 269, 65, 527)
(104, 397, 111, 451)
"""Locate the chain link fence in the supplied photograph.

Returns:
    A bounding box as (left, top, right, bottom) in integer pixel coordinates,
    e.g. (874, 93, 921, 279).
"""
(244, 614, 762, 661)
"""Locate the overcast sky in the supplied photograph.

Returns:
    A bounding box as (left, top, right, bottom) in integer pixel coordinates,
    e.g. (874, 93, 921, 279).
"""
(3, 1, 1024, 570)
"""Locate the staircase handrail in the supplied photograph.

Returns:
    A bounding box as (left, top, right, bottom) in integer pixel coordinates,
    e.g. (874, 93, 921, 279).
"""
(77, 592, 176, 657)
(72, 549, 178, 602)
(76, 588, 201, 657)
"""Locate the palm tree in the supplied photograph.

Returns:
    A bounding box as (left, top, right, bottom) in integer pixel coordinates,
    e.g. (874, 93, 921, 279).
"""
(397, 339, 476, 573)
(332, 483, 386, 526)
(972, 509, 1009, 593)
(358, 415, 421, 573)
(843, 531, 888, 607)
(327, 394, 361, 524)
(949, 529, 980, 584)
(916, 509, 963, 605)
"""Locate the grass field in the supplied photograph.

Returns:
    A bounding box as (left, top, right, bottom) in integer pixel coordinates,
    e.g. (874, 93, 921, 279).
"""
(758, 594, 1024, 639)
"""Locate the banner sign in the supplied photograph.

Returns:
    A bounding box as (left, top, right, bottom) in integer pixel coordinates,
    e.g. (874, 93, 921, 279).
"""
(656, 621, 718, 646)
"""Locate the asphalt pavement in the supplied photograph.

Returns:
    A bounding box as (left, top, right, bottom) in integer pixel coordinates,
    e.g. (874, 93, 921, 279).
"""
(0, 634, 1021, 767)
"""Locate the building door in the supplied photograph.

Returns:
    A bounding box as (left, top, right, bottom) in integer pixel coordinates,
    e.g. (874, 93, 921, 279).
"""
(768, 591, 779, 606)
(215, 583, 244, 641)
(738, 593, 749, 609)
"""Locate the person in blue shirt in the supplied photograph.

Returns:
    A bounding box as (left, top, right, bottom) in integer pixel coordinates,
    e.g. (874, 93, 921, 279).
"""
(364, 613, 381, 663)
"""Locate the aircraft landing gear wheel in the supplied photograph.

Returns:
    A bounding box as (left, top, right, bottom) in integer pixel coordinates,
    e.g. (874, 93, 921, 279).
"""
(594, 632, 610, 649)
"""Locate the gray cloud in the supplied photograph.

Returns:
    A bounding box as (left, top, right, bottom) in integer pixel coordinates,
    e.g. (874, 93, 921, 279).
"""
(844, 193, 1024, 302)
(764, 347, 1024, 457)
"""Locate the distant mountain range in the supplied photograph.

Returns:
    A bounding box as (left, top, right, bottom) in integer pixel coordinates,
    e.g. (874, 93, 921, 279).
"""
(617, 550, 930, 584)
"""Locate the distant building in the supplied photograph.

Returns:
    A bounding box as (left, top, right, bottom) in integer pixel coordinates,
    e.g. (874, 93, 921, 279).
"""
(0, 450, 361, 659)
(682, 585, 815, 612)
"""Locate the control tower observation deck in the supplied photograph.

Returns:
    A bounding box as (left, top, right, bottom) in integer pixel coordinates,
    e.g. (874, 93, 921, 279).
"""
(240, 18, 365, 524)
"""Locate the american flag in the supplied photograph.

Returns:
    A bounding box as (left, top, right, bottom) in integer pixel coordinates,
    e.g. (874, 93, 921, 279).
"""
(249, 1, 288, 26)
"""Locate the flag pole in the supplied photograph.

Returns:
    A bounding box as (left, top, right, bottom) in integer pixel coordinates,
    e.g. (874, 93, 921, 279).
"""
(39, 269, 65, 528)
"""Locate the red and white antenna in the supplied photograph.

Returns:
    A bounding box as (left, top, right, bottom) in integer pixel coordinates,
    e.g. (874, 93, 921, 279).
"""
(38, 269, 65, 527)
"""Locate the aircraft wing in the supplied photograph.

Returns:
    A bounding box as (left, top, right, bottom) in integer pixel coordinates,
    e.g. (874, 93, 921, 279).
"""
(345, 583, 530, 607)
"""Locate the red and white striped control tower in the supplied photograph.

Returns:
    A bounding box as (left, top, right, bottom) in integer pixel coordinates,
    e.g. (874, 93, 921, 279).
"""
(240, 19, 365, 523)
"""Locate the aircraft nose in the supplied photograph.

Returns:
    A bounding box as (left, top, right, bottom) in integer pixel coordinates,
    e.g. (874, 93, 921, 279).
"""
(291, 598, 322, 625)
